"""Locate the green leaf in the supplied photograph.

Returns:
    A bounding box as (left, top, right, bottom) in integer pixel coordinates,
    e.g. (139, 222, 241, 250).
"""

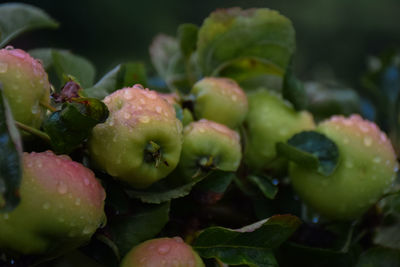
(177, 23, 198, 59)
(304, 82, 360, 121)
(0, 3, 58, 47)
(29, 48, 96, 88)
(197, 8, 295, 90)
(110, 202, 170, 256)
(196, 171, 235, 194)
(43, 98, 108, 154)
(283, 61, 307, 110)
(247, 175, 278, 200)
(276, 131, 339, 176)
(193, 214, 301, 266)
(355, 247, 400, 267)
(0, 85, 22, 212)
(84, 62, 147, 99)
(126, 175, 205, 204)
(149, 34, 197, 93)
(149, 34, 180, 81)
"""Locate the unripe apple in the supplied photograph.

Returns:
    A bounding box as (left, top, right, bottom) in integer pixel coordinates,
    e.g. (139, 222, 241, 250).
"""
(290, 115, 398, 220)
(191, 77, 248, 129)
(121, 237, 205, 267)
(88, 85, 183, 189)
(176, 119, 242, 180)
(0, 47, 51, 129)
(244, 89, 315, 170)
(0, 151, 106, 256)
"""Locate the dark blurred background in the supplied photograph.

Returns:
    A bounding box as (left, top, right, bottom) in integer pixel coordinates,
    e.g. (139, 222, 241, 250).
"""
(8, 0, 400, 88)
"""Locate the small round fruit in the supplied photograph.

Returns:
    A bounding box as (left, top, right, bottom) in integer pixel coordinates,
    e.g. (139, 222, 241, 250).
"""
(176, 119, 242, 180)
(191, 77, 248, 128)
(0, 151, 106, 256)
(290, 114, 398, 220)
(244, 89, 315, 170)
(121, 237, 205, 267)
(0, 47, 51, 129)
(88, 85, 183, 189)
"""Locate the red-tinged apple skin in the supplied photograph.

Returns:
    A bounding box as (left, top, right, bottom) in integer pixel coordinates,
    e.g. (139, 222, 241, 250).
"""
(0, 47, 51, 129)
(88, 85, 183, 189)
(244, 89, 315, 170)
(120, 237, 205, 267)
(0, 151, 106, 256)
(290, 115, 399, 220)
(191, 77, 248, 129)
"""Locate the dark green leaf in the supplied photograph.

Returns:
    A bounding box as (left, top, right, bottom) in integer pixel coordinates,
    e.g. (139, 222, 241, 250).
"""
(193, 214, 301, 266)
(110, 202, 170, 255)
(29, 48, 96, 88)
(126, 175, 205, 204)
(0, 86, 22, 212)
(197, 8, 295, 91)
(278, 242, 356, 267)
(84, 62, 147, 99)
(177, 23, 198, 59)
(283, 62, 307, 110)
(276, 131, 339, 176)
(43, 99, 108, 154)
(0, 3, 58, 47)
(80, 234, 119, 267)
(196, 171, 235, 194)
(247, 175, 278, 200)
(355, 247, 400, 267)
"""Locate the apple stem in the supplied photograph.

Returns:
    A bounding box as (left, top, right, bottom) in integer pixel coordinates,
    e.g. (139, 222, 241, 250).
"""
(15, 121, 51, 143)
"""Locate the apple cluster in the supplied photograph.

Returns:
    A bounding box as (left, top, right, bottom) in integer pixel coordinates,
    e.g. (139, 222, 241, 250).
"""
(0, 29, 398, 265)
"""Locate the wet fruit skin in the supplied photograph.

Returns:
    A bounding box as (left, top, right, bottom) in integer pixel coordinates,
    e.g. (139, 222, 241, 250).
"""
(0, 47, 51, 129)
(0, 151, 106, 256)
(120, 237, 205, 267)
(290, 115, 398, 220)
(191, 77, 248, 129)
(88, 85, 183, 189)
(244, 89, 315, 170)
(176, 119, 242, 180)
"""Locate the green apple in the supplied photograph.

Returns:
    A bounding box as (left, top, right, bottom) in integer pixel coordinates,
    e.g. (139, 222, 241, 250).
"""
(121, 237, 205, 267)
(191, 77, 248, 128)
(0, 151, 106, 256)
(290, 114, 398, 220)
(0, 47, 51, 129)
(176, 119, 242, 181)
(244, 89, 315, 170)
(88, 85, 183, 189)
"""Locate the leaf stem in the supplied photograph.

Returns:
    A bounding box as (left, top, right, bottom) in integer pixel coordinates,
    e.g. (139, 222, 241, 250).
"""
(40, 101, 58, 113)
(15, 121, 51, 143)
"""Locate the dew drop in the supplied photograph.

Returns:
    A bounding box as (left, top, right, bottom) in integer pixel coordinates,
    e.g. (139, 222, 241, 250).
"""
(173, 236, 184, 243)
(373, 156, 381, 164)
(157, 244, 171, 255)
(57, 182, 68, 194)
(31, 104, 40, 114)
(58, 217, 65, 223)
(5, 45, 14, 50)
(343, 138, 349, 144)
(37, 162, 43, 168)
(124, 112, 131, 119)
(10, 49, 26, 59)
(0, 62, 8, 73)
(363, 136, 372, 147)
(156, 106, 162, 113)
(279, 129, 288, 136)
(42, 202, 50, 210)
(139, 116, 150, 123)
(345, 161, 354, 168)
(231, 94, 238, 101)
(140, 98, 145, 104)
(124, 91, 133, 100)
(75, 198, 81, 206)
(82, 225, 93, 235)
(84, 178, 90, 186)
(3, 213, 9, 220)
(140, 257, 147, 263)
